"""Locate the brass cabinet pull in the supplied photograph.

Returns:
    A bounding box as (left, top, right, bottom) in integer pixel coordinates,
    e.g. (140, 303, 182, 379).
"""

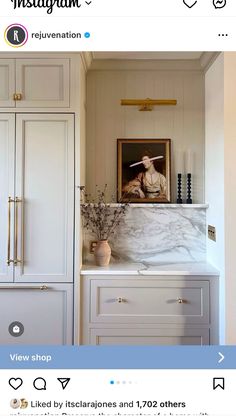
(7, 197, 14, 266)
(0, 285, 49, 291)
(177, 298, 185, 304)
(13, 93, 22, 101)
(14, 197, 22, 265)
(117, 297, 126, 303)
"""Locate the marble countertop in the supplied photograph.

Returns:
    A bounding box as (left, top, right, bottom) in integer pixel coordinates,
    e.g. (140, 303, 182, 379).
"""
(101, 203, 209, 208)
(81, 261, 220, 276)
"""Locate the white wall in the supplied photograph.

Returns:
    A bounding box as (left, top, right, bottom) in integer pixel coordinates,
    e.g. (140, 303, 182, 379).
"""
(86, 61, 205, 203)
(205, 53, 225, 343)
(224, 53, 236, 344)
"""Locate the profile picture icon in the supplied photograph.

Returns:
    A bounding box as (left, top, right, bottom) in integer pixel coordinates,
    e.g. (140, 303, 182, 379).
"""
(10, 398, 20, 409)
(10, 398, 28, 409)
(4, 24, 28, 48)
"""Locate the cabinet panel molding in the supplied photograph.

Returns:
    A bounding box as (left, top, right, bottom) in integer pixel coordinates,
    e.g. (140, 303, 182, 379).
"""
(0, 60, 15, 107)
(15, 113, 74, 283)
(15, 59, 70, 108)
(90, 327, 209, 346)
(0, 283, 73, 344)
(0, 58, 70, 109)
(0, 114, 15, 282)
(90, 279, 209, 324)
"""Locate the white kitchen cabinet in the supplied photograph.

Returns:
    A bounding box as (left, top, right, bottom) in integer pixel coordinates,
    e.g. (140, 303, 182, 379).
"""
(81, 273, 219, 345)
(0, 58, 70, 108)
(0, 113, 75, 344)
(0, 284, 73, 344)
(0, 53, 84, 345)
(0, 113, 74, 283)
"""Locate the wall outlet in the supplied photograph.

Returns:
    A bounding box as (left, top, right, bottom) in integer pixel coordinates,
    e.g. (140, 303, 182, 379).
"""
(208, 225, 216, 242)
(90, 241, 97, 254)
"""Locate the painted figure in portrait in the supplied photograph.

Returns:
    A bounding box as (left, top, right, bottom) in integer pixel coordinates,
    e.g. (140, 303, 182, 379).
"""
(117, 139, 171, 203)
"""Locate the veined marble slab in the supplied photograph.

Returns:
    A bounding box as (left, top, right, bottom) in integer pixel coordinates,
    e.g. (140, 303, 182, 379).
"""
(81, 261, 219, 276)
(81, 262, 146, 275)
(83, 206, 207, 264)
(108, 203, 209, 209)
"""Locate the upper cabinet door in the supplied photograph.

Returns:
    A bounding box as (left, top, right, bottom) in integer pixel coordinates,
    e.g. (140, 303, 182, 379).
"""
(15, 114, 74, 283)
(0, 115, 15, 282)
(15, 59, 70, 108)
(0, 60, 15, 107)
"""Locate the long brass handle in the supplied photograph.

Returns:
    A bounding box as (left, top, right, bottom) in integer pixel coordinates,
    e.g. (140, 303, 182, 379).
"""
(0, 285, 49, 291)
(7, 197, 14, 266)
(14, 197, 22, 265)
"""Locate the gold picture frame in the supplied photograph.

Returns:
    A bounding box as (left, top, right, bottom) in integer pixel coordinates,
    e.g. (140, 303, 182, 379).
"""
(117, 138, 171, 203)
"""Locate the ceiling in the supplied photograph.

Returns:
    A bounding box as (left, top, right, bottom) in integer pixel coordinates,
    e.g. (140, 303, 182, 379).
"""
(83, 52, 218, 71)
(92, 52, 204, 60)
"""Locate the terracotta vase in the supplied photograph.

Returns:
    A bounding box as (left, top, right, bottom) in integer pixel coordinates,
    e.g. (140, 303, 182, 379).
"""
(94, 240, 111, 266)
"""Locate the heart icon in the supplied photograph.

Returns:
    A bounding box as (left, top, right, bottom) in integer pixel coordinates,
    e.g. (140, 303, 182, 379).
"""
(183, 0, 198, 8)
(9, 377, 23, 390)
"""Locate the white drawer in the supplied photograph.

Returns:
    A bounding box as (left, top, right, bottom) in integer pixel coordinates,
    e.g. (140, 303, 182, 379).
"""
(90, 279, 209, 324)
(90, 327, 210, 345)
(0, 284, 73, 344)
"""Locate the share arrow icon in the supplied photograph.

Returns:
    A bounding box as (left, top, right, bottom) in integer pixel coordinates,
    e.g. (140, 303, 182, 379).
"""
(57, 378, 70, 390)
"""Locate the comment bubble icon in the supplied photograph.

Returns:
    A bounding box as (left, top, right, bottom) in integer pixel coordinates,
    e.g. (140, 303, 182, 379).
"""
(33, 377, 47, 390)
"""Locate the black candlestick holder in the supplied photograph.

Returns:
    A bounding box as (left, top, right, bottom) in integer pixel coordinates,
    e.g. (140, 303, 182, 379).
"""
(186, 173, 192, 204)
(176, 173, 183, 204)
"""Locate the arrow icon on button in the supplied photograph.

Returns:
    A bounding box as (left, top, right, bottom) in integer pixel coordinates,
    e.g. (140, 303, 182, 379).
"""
(218, 352, 225, 363)
(57, 378, 70, 390)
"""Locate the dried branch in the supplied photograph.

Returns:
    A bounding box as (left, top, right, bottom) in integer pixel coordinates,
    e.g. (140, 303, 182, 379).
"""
(80, 185, 129, 241)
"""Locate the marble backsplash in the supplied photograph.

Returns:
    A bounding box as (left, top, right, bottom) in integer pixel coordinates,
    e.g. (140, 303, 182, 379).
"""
(83, 205, 207, 264)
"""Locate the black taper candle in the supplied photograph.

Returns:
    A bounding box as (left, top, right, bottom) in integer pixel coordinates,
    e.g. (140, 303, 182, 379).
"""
(186, 173, 192, 204)
(176, 173, 183, 204)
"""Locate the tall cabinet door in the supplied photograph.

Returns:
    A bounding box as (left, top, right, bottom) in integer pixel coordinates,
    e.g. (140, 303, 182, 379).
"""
(15, 114, 74, 283)
(0, 114, 15, 282)
(0, 60, 15, 107)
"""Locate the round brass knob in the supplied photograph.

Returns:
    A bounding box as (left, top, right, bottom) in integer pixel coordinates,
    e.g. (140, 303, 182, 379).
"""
(117, 297, 125, 303)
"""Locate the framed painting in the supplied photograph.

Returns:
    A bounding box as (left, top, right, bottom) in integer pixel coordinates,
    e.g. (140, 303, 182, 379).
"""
(117, 138, 171, 203)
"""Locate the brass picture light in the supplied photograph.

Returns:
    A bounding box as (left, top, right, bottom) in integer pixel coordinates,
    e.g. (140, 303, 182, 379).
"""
(121, 98, 177, 111)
